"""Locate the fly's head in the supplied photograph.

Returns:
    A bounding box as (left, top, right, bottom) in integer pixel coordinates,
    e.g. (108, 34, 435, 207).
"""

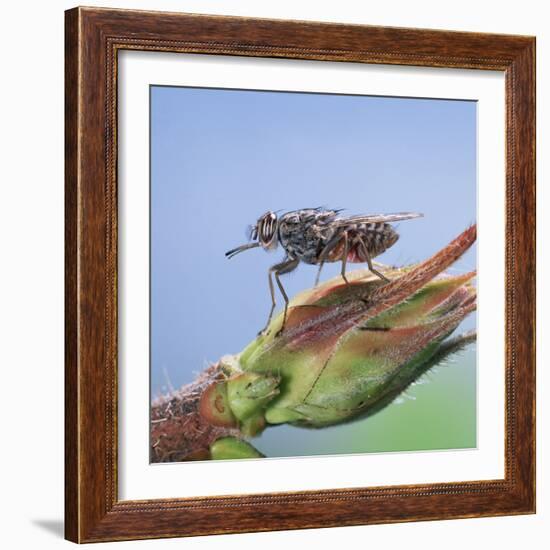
(226, 211, 279, 259)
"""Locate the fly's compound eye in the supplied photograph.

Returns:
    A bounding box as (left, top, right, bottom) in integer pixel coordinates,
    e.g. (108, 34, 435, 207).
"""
(258, 212, 278, 246)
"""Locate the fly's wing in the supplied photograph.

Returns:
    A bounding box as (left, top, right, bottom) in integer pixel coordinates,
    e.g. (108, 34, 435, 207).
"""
(333, 212, 423, 226)
(302, 207, 344, 227)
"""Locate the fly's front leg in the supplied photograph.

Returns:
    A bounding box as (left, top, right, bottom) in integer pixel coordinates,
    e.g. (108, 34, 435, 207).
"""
(361, 241, 390, 283)
(274, 258, 299, 336)
(258, 258, 299, 337)
(258, 270, 277, 336)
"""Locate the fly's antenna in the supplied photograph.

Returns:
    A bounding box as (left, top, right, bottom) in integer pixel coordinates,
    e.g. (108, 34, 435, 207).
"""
(246, 224, 258, 241)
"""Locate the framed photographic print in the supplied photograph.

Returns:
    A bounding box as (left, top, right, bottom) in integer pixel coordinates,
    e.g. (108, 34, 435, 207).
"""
(65, 6, 536, 543)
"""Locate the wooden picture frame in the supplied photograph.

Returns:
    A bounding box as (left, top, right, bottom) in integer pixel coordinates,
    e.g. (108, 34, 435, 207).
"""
(65, 6, 536, 543)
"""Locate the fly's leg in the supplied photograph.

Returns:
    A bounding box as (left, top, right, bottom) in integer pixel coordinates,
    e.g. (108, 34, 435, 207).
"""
(361, 241, 390, 283)
(258, 258, 299, 337)
(314, 229, 346, 287)
(258, 270, 277, 336)
(273, 258, 299, 336)
(274, 273, 289, 337)
(340, 231, 350, 284)
(314, 262, 324, 287)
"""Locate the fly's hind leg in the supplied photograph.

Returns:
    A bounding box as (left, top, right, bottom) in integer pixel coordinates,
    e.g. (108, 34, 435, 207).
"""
(340, 231, 350, 284)
(258, 258, 299, 337)
(361, 241, 390, 283)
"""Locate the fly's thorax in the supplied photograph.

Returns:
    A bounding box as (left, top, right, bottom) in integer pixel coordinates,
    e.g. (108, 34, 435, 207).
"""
(276, 212, 299, 249)
(277, 210, 328, 263)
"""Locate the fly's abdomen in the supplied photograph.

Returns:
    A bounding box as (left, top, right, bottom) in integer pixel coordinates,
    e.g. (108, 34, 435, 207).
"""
(327, 223, 399, 263)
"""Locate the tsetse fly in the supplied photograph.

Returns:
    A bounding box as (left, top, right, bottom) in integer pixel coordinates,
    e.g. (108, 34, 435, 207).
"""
(226, 207, 423, 334)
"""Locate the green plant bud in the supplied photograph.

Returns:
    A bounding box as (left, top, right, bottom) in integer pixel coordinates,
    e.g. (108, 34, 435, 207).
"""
(210, 437, 264, 460)
(239, 413, 267, 438)
(237, 226, 477, 428)
(226, 372, 280, 422)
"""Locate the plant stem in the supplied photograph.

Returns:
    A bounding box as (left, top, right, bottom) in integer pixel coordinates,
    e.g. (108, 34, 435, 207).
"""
(150, 363, 241, 462)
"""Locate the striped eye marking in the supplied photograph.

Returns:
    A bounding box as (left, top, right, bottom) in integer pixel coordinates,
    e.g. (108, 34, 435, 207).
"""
(258, 212, 277, 245)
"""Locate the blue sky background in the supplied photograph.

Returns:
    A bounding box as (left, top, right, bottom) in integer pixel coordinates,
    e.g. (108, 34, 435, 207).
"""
(150, 85, 477, 456)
